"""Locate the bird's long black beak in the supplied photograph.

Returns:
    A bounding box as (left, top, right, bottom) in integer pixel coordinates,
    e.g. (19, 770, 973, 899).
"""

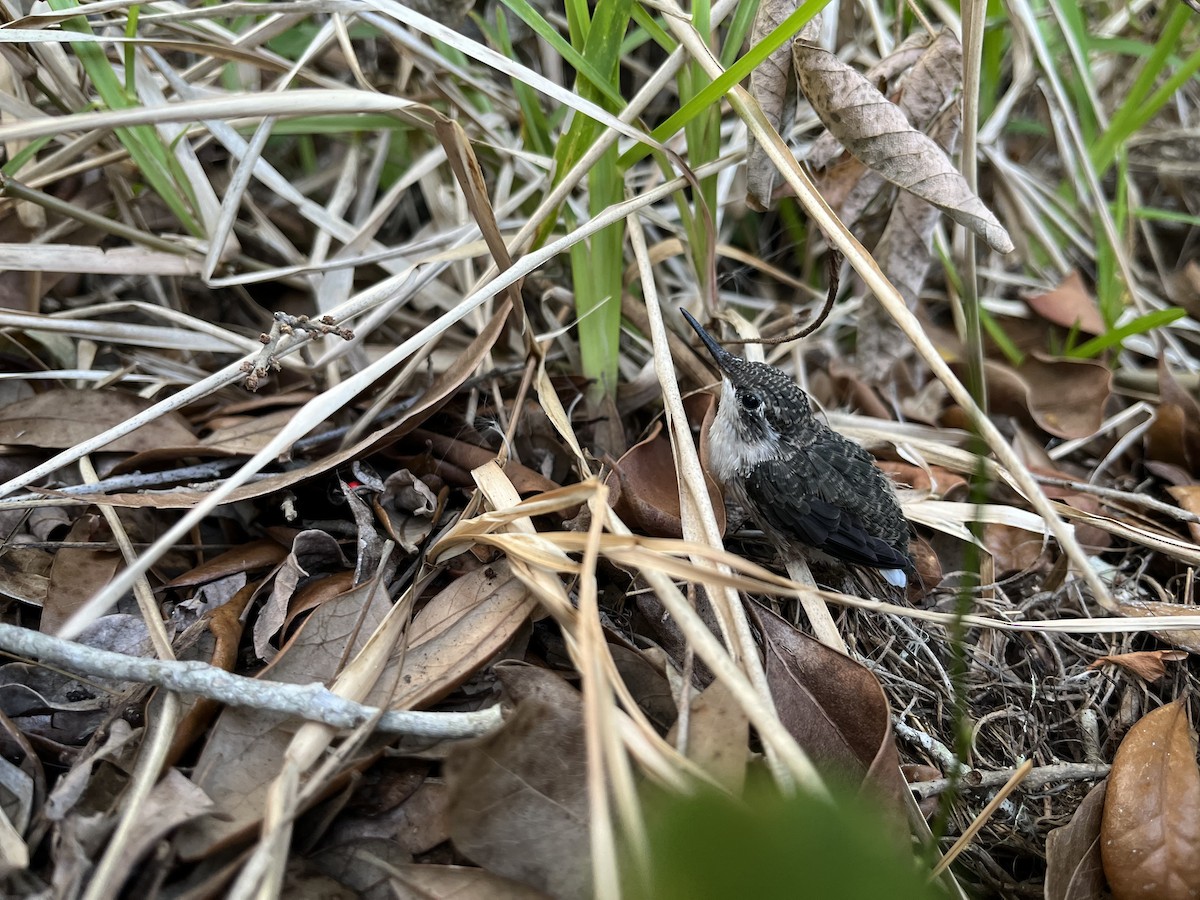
(679, 308, 736, 370)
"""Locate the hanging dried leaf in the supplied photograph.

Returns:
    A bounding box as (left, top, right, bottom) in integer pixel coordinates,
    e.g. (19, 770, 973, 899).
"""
(820, 31, 963, 233)
(793, 39, 1014, 253)
(807, 30, 937, 170)
(745, 0, 821, 209)
(872, 100, 962, 308)
(1101, 700, 1200, 900)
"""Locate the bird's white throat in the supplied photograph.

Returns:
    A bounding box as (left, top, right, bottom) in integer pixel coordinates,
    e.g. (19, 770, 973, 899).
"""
(708, 378, 781, 481)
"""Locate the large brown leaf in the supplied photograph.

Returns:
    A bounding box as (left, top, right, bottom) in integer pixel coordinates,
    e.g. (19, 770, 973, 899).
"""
(749, 603, 907, 826)
(174, 576, 391, 859)
(1101, 700, 1200, 900)
(445, 665, 590, 899)
(0, 387, 198, 453)
(606, 421, 725, 539)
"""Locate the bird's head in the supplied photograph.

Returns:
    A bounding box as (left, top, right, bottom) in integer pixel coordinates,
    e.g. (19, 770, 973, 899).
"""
(680, 309, 814, 453)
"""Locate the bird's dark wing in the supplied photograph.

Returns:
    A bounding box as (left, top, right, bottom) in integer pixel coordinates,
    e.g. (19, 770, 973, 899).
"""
(742, 452, 911, 571)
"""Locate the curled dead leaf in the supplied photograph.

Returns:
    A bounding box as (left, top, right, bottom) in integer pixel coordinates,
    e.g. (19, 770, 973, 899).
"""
(745, 0, 820, 209)
(1089, 650, 1189, 683)
(606, 422, 725, 538)
(749, 603, 908, 829)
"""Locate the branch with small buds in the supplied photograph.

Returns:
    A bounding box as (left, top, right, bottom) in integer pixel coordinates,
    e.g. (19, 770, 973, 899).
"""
(241, 313, 356, 390)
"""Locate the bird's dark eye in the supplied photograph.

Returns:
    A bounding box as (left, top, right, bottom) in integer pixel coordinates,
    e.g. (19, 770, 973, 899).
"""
(741, 392, 762, 411)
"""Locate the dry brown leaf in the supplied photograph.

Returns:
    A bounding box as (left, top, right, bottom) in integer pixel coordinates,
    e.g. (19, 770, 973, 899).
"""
(606, 421, 724, 539)
(745, 0, 820, 209)
(971, 356, 1112, 439)
(610, 644, 677, 733)
(749, 603, 907, 826)
(1045, 780, 1108, 900)
(445, 665, 589, 899)
(1025, 271, 1106, 336)
(253, 529, 350, 660)
(1101, 700, 1200, 900)
(1089, 650, 1189, 683)
(1167, 485, 1200, 543)
(164, 539, 290, 589)
(389, 864, 552, 900)
(1146, 359, 1200, 476)
(0, 547, 51, 607)
(983, 522, 1050, 577)
(793, 39, 1013, 253)
(823, 31, 962, 234)
(668, 677, 748, 793)
(807, 30, 936, 170)
(200, 408, 308, 455)
(872, 100, 961, 309)
(1166, 260, 1200, 323)
(389, 560, 536, 711)
(99, 769, 215, 897)
(41, 514, 120, 636)
(412, 428, 559, 496)
(0, 387, 198, 453)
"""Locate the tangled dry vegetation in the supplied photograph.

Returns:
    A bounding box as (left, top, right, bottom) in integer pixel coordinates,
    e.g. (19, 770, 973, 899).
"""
(0, 0, 1199, 898)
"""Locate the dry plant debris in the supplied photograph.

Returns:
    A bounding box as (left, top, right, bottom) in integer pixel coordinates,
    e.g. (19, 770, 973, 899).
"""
(0, 0, 1198, 898)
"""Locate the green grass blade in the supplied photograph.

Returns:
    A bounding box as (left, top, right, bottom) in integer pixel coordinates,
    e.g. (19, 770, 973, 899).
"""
(49, 0, 202, 236)
(494, 0, 628, 108)
(1091, 2, 1197, 174)
(720, 0, 761, 68)
(1066, 308, 1187, 359)
(619, 0, 830, 168)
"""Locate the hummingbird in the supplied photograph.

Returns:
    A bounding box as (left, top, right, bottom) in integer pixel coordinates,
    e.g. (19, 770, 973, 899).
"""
(680, 309, 913, 588)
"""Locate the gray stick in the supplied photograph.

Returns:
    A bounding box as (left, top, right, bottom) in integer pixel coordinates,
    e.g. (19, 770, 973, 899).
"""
(0, 623, 500, 739)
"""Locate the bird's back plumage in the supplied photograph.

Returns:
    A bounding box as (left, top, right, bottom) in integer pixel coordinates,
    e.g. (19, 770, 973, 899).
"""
(679, 308, 913, 582)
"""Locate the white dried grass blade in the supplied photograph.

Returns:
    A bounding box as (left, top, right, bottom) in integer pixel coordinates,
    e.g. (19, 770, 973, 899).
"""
(0, 244, 199, 275)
